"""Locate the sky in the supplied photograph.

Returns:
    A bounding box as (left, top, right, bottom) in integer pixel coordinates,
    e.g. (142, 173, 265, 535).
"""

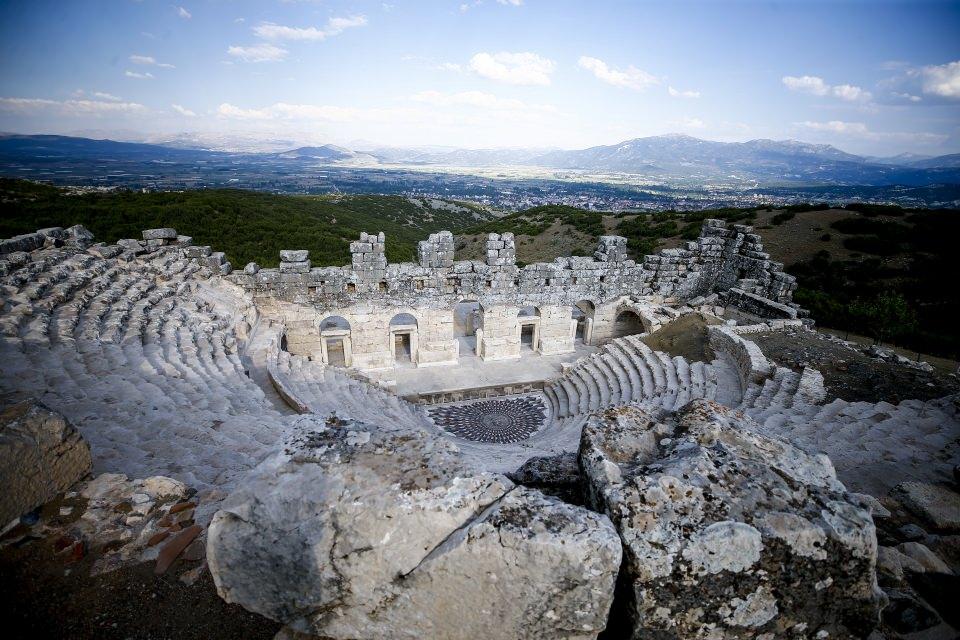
(0, 0, 959, 156)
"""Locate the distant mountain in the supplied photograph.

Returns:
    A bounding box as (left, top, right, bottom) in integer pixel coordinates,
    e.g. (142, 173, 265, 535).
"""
(276, 144, 377, 164)
(0, 134, 217, 160)
(361, 145, 555, 166)
(526, 134, 959, 185)
(1, 132, 958, 188)
(908, 153, 960, 169)
(866, 152, 934, 166)
(530, 134, 859, 173)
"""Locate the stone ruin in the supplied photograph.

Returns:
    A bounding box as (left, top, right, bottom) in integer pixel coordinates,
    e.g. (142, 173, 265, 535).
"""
(0, 219, 958, 639)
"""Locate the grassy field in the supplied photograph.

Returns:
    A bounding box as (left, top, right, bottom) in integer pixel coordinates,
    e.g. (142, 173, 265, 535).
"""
(0, 179, 491, 268)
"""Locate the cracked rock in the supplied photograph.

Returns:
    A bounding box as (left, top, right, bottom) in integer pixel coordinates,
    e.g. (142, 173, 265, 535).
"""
(207, 416, 621, 640)
(579, 399, 884, 639)
(0, 399, 92, 525)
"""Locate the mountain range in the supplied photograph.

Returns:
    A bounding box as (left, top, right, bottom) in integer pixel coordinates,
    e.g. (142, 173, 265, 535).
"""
(1, 132, 958, 187)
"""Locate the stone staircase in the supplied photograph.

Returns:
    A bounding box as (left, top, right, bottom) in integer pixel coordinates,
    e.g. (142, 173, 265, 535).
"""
(270, 351, 433, 433)
(541, 331, 959, 494)
(739, 372, 959, 495)
(543, 334, 739, 418)
(0, 244, 293, 492)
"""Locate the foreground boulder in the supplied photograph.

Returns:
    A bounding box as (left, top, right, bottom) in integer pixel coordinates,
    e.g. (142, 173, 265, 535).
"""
(580, 400, 883, 639)
(0, 400, 92, 525)
(207, 417, 622, 640)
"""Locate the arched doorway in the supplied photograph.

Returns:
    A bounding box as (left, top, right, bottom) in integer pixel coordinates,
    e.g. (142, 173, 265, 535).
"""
(453, 300, 481, 358)
(572, 300, 595, 345)
(517, 306, 541, 354)
(612, 309, 646, 339)
(389, 312, 419, 366)
(319, 316, 352, 367)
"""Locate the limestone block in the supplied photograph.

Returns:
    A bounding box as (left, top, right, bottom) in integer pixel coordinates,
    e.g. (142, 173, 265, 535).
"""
(184, 245, 212, 259)
(205, 252, 226, 267)
(142, 228, 177, 241)
(1, 232, 44, 255)
(208, 418, 621, 640)
(580, 400, 883, 639)
(65, 224, 95, 248)
(280, 260, 310, 273)
(117, 238, 146, 254)
(280, 250, 309, 263)
(0, 400, 92, 525)
(244, 262, 260, 275)
(892, 482, 960, 532)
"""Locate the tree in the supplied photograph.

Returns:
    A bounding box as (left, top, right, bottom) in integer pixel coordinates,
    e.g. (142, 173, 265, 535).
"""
(848, 292, 918, 346)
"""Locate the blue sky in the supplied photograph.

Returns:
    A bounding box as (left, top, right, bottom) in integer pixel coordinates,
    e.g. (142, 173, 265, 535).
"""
(1, 0, 958, 155)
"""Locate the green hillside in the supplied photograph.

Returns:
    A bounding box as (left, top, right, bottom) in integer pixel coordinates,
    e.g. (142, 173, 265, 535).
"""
(2, 179, 957, 359)
(460, 202, 959, 359)
(0, 179, 491, 268)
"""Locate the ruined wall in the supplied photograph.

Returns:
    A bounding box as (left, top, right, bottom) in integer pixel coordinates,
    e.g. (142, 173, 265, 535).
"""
(227, 219, 802, 367)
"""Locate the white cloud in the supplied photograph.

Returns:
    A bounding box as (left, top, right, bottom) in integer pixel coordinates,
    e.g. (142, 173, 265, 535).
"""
(469, 52, 555, 86)
(782, 75, 871, 101)
(171, 103, 196, 117)
(920, 60, 960, 99)
(668, 86, 700, 99)
(129, 54, 175, 69)
(72, 89, 123, 102)
(227, 43, 288, 63)
(794, 120, 946, 145)
(831, 84, 870, 101)
(217, 102, 370, 122)
(253, 15, 367, 41)
(577, 56, 659, 91)
(782, 75, 830, 96)
(892, 91, 922, 103)
(438, 62, 463, 72)
(124, 70, 154, 79)
(797, 120, 869, 135)
(410, 90, 555, 113)
(496, 0, 523, 5)
(177, 6, 191, 19)
(0, 96, 147, 115)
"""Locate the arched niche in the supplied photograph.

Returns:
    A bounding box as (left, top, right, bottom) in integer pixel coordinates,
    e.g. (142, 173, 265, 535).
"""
(389, 312, 419, 366)
(319, 315, 352, 367)
(612, 308, 648, 339)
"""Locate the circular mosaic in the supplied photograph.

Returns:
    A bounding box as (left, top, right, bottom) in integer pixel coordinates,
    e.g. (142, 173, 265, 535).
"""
(428, 396, 546, 443)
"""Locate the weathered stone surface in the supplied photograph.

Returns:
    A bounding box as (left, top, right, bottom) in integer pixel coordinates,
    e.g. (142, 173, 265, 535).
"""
(579, 400, 883, 639)
(142, 228, 178, 241)
(892, 482, 960, 532)
(280, 250, 309, 263)
(65, 225, 95, 248)
(896, 542, 952, 574)
(278, 260, 310, 274)
(207, 417, 621, 640)
(878, 546, 925, 583)
(507, 451, 584, 505)
(0, 400, 92, 525)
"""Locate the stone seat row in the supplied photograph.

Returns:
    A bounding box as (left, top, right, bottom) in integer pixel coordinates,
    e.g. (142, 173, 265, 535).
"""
(544, 334, 721, 419)
(739, 386, 959, 495)
(0, 243, 294, 492)
(271, 351, 432, 433)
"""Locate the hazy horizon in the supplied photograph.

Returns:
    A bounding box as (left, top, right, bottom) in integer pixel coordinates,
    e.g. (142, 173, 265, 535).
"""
(1, 0, 959, 156)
